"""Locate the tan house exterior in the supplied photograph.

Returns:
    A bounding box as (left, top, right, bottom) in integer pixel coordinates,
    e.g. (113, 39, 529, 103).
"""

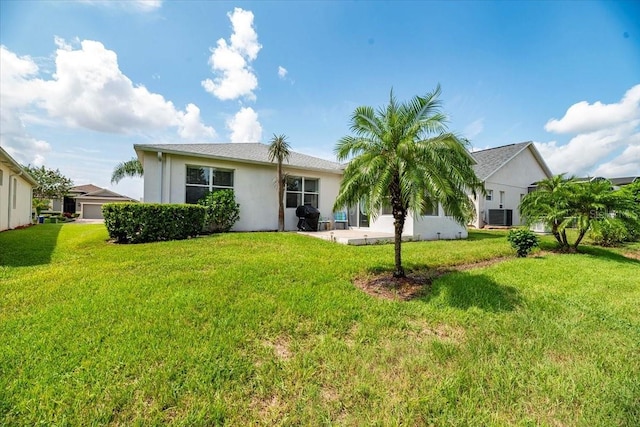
(52, 184, 138, 219)
(470, 142, 553, 229)
(1, 147, 37, 231)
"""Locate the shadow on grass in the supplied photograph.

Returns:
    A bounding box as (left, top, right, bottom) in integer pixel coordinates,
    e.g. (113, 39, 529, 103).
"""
(467, 230, 508, 241)
(0, 224, 62, 267)
(419, 270, 522, 312)
(578, 245, 640, 265)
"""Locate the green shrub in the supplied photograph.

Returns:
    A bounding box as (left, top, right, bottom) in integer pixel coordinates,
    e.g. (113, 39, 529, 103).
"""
(198, 190, 240, 233)
(507, 228, 539, 257)
(102, 203, 206, 243)
(590, 218, 630, 247)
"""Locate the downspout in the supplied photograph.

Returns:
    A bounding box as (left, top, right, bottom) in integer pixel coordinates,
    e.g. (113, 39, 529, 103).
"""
(157, 151, 163, 203)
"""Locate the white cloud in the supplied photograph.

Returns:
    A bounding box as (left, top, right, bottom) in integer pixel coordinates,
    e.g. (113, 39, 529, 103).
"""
(201, 8, 261, 101)
(0, 40, 215, 167)
(0, 45, 51, 166)
(278, 66, 288, 79)
(536, 84, 640, 177)
(178, 103, 216, 140)
(545, 84, 640, 134)
(593, 143, 640, 177)
(463, 118, 484, 140)
(227, 107, 262, 143)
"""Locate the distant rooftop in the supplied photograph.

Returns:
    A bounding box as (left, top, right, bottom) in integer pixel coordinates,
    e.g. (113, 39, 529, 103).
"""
(470, 142, 538, 181)
(134, 143, 344, 174)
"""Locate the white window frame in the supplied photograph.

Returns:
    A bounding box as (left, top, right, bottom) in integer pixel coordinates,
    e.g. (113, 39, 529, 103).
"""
(486, 189, 493, 201)
(286, 176, 319, 208)
(185, 165, 234, 204)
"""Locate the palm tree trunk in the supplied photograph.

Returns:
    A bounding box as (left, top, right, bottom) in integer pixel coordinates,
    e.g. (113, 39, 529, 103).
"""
(393, 215, 405, 278)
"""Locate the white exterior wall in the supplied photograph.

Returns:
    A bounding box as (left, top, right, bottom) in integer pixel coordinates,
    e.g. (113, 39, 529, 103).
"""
(369, 205, 467, 240)
(0, 164, 33, 231)
(473, 148, 550, 228)
(142, 152, 342, 232)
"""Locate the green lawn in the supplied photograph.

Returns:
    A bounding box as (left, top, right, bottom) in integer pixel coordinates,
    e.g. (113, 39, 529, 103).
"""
(1, 224, 639, 426)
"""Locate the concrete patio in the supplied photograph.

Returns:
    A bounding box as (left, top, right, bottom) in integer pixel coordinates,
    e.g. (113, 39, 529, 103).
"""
(297, 229, 416, 245)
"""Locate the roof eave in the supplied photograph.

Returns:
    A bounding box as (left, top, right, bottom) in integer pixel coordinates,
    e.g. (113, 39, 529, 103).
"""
(134, 144, 345, 175)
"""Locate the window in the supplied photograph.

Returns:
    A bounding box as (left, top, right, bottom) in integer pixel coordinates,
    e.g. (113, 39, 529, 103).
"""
(499, 191, 505, 208)
(0, 169, 3, 186)
(286, 176, 319, 208)
(185, 165, 234, 204)
(421, 202, 439, 216)
(486, 189, 493, 201)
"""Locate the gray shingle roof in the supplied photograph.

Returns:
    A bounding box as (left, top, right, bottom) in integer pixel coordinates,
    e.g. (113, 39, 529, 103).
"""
(134, 143, 344, 174)
(471, 141, 544, 181)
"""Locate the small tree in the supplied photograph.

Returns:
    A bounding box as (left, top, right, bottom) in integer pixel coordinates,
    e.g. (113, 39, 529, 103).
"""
(23, 165, 73, 200)
(268, 134, 291, 232)
(507, 229, 539, 257)
(32, 198, 51, 217)
(198, 190, 240, 233)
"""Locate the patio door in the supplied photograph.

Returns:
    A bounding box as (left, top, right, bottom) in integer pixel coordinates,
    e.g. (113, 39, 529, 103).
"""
(347, 202, 369, 228)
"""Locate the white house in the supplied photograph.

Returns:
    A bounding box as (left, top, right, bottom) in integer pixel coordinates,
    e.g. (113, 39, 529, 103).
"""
(135, 142, 553, 239)
(0, 147, 37, 231)
(135, 143, 344, 232)
(469, 141, 553, 228)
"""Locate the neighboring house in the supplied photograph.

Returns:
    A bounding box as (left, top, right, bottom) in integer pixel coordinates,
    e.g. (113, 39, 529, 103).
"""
(0, 146, 37, 231)
(609, 176, 638, 188)
(573, 176, 638, 190)
(470, 141, 553, 228)
(52, 184, 137, 219)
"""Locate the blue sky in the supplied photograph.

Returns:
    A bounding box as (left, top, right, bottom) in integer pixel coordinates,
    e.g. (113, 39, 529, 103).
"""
(1, 0, 638, 200)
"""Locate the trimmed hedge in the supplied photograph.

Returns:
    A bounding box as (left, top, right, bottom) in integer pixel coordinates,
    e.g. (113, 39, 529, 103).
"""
(103, 203, 206, 244)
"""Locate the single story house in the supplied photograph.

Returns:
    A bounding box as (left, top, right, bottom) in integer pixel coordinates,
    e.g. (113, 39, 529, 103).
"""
(469, 141, 553, 228)
(134, 143, 470, 239)
(51, 184, 138, 219)
(134, 141, 555, 239)
(1, 146, 37, 231)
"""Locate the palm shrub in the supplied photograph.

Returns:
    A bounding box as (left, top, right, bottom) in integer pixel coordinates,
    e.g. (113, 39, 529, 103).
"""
(198, 190, 240, 233)
(507, 228, 539, 257)
(589, 218, 629, 246)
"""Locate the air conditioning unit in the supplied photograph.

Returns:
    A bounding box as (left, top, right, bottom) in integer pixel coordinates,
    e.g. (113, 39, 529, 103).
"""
(488, 209, 513, 226)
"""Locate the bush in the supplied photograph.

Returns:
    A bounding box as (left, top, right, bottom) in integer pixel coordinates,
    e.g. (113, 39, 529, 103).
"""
(590, 218, 630, 247)
(507, 228, 539, 257)
(103, 203, 206, 243)
(198, 190, 240, 233)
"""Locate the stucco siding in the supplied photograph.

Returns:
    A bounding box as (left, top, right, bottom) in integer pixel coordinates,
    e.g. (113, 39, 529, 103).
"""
(143, 152, 342, 232)
(369, 206, 467, 240)
(475, 147, 550, 228)
(0, 164, 33, 231)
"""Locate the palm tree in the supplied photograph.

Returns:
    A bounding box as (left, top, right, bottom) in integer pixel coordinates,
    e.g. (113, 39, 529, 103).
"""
(111, 158, 143, 184)
(333, 86, 483, 278)
(521, 175, 639, 251)
(520, 174, 574, 248)
(268, 134, 291, 232)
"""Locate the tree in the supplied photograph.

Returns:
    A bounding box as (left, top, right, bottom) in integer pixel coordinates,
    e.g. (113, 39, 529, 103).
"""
(268, 134, 291, 232)
(520, 175, 639, 251)
(111, 157, 143, 184)
(23, 165, 73, 200)
(520, 174, 574, 248)
(333, 86, 483, 278)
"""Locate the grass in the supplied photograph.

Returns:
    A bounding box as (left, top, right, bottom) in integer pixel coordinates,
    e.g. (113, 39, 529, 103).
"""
(1, 224, 639, 426)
